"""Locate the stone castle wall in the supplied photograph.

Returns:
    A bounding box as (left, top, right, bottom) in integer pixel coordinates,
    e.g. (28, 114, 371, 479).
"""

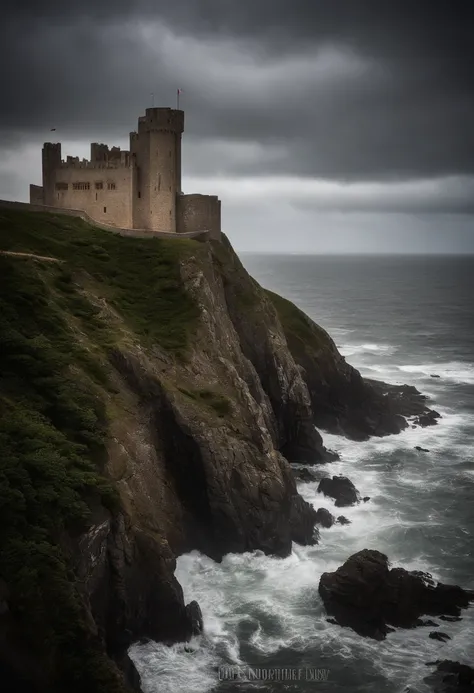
(0, 199, 210, 241)
(177, 194, 221, 240)
(30, 184, 44, 205)
(48, 166, 133, 229)
(30, 108, 221, 239)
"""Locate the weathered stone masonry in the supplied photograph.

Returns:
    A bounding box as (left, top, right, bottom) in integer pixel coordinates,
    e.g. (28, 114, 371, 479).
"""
(30, 108, 221, 240)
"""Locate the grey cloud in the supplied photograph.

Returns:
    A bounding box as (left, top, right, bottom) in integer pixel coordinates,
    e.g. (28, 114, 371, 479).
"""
(1, 0, 473, 221)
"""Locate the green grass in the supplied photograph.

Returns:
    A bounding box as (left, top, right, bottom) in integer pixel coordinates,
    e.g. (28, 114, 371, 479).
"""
(0, 252, 126, 691)
(177, 386, 232, 418)
(0, 209, 201, 356)
(265, 289, 315, 344)
(265, 289, 331, 354)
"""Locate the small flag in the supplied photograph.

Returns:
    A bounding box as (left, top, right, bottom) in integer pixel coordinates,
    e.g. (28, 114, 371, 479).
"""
(177, 88, 182, 94)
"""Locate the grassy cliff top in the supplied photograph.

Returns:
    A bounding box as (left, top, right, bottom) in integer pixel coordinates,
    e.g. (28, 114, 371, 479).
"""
(0, 209, 201, 355)
(265, 288, 337, 361)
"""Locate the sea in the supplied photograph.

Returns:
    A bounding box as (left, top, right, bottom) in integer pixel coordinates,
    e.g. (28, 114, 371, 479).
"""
(130, 254, 474, 693)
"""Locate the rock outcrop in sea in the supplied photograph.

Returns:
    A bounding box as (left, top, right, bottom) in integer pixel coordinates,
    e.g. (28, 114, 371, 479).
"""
(319, 549, 474, 640)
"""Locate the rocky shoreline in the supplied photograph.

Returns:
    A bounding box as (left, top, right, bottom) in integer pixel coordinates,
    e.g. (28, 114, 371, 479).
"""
(0, 211, 464, 693)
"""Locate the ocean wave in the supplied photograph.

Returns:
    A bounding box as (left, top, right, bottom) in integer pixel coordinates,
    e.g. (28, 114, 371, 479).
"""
(398, 361, 474, 385)
(339, 342, 397, 357)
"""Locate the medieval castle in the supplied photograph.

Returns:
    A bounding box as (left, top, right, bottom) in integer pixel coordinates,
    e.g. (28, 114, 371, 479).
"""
(29, 108, 221, 239)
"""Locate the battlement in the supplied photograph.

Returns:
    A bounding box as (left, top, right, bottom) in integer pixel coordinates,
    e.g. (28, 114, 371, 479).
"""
(137, 107, 184, 134)
(43, 142, 61, 152)
(58, 157, 131, 170)
(56, 144, 132, 169)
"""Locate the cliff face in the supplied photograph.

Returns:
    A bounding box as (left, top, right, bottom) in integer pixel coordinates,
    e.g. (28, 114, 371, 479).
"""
(265, 288, 431, 441)
(0, 210, 435, 692)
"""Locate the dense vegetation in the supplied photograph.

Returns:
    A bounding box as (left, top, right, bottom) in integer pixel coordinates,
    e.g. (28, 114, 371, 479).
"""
(0, 254, 126, 691)
(0, 209, 200, 356)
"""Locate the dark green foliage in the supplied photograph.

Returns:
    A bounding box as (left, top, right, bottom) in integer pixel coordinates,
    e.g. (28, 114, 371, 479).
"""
(0, 208, 203, 689)
(265, 288, 330, 354)
(0, 255, 123, 691)
(178, 386, 232, 417)
(0, 209, 200, 356)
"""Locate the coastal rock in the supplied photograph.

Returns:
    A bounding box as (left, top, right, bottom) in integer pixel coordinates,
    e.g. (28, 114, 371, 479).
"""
(362, 496, 371, 502)
(213, 236, 331, 464)
(262, 288, 439, 442)
(439, 615, 462, 622)
(429, 631, 451, 642)
(319, 549, 474, 640)
(417, 619, 440, 627)
(318, 476, 360, 507)
(430, 374, 441, 378)
(185, 601, 204, 636)
(72, 512, 199, 690)
(424, 660, 474, 691)
(314, 508, 335, 528)
(336, 516, 351, 525)
(289, 495, 320, 545)
(413, 411, 441, 428)
(415, 446, 430, 452)
(294, 467, 318, 483)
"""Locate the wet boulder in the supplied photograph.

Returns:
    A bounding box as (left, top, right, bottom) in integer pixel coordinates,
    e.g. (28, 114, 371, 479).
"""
(318, 549, 474, 640)
(415, 446, 430, 453)
(317, 476, 360, 507)
(294, 467, 318, 483)
(336, 516, 351, 525)
(289, 495, 320, 545)
(417, 619, 439, 627)
(185, 600, 204, 637)
(314, 508, 335, 528)
(424, 660, 474, 691)
(429, 631, 450, 642)
(413, 411, 441, 428)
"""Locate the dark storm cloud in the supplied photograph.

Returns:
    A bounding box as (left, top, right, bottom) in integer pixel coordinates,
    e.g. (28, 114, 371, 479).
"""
(1, 0, 473, 181)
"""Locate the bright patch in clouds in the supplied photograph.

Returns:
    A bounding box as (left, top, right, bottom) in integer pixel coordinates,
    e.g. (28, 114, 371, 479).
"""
(183, 174, 474, 214)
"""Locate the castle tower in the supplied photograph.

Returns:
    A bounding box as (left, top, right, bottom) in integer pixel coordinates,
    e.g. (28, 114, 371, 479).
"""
(41, 143, 61, 206)
(130, 108, 184, 232)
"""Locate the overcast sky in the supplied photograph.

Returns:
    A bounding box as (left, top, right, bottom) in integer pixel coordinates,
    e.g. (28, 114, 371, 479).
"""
(1, 1, 473, 253)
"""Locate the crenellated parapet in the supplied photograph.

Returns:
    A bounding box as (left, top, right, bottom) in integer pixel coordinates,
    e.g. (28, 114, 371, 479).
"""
(137, 107, 184, 135)
(58, 159, 131, 170)
(30, 107, 220, 239)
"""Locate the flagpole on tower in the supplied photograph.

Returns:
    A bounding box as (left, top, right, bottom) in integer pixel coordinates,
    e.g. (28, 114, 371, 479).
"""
(177, 88, 181, 110)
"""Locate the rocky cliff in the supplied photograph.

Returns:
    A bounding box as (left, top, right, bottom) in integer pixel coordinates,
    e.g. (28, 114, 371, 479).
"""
(0, 209, 435, 692)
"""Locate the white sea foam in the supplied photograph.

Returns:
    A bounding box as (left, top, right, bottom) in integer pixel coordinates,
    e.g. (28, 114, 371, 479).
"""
(339, 342, 397, 357)
(398, 361, 474, 385)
